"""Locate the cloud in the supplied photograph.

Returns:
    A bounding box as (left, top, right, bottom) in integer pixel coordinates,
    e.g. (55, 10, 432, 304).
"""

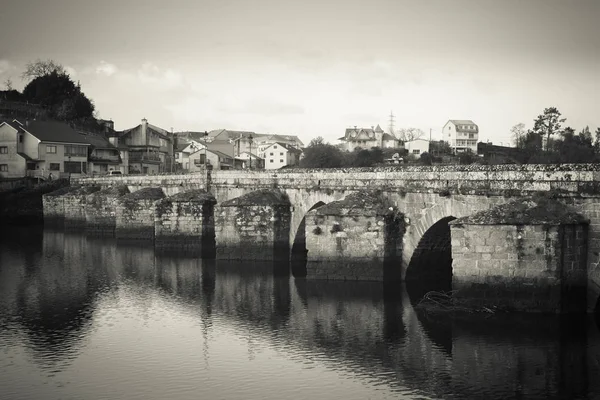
(137, 62, 183, 90)
(0, 60, 11, 75)
(96, 61, 117, 77)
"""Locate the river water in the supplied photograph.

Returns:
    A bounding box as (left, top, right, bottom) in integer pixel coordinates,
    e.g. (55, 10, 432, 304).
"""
(1, 226, 599, 400)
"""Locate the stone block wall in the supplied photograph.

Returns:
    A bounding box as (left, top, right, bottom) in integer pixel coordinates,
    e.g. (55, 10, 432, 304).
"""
(155, 192, 216, 256)
(214, 204, 291, 261)
(115, 188, 165, 240)
(42, 186, 81, 227)
(304, 212, 397, 281)
(63, 186, 101, 230)
(85, 185, 130, 235)
(451, 223, 587, 313)
(559, 224, 588, 313)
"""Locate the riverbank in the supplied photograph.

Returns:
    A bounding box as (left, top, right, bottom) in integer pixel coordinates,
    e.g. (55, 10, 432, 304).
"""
(0, 179, 70, 225)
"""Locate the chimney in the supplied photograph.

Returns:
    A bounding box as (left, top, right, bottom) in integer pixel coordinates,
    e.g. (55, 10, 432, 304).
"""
(141, 118, 148, 145)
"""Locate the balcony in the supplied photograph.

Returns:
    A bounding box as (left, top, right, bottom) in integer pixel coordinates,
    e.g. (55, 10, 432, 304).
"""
(89, 154, 121, 164)
(129, 152, 161, 163)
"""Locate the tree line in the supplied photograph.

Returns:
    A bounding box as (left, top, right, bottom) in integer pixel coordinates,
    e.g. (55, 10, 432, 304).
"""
(510, 107, 600, 164)
(1, 59, 97, 127)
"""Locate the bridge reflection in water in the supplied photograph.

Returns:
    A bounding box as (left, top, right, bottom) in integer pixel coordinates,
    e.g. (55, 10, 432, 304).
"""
(0, 226, 598, 400)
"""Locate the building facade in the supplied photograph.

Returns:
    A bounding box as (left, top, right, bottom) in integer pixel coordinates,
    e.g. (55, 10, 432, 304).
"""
(261, 142, 302, 170)
(118, 119, 174, 174)
(404, 139, 430, 156)
(338, 124, 400, 152)
(442, 120, 479, 154)
(0, 119, 90, 179)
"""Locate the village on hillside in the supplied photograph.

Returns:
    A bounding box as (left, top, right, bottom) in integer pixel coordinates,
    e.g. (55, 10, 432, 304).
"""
(0, 95, 516, 181)
(0, 59, 596, 181)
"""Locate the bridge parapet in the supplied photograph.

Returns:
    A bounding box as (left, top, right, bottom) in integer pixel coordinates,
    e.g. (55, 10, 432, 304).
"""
(72, 164, 600, 197)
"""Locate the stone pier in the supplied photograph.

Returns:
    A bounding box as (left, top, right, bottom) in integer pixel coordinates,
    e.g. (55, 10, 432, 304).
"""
(450, 198, 589, 313)
(85, 185, 130, 235)
(63, 186, 101, 230)
(155, 189, 217, 257)
(304, 191, 403, 281)
(115, 187, 165, 241)
(215, 189, 291, 261)
(42, 186, 82, 227)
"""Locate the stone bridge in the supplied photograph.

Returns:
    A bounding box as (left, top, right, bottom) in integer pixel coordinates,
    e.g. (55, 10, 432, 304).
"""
(67, 164, 600, 313)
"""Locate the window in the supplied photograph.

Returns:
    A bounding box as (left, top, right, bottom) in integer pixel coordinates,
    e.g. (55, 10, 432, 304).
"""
(19, 136, 23, 143)
(412, 150, 420, 154)
(448, 126, 452, 130)
(0, 146, 7, 154)
(49, 163, 60, 171)
(64, 161, 82, 173)
(274, 145, 277, 149)
(280, 152, 283, 156)
(175, 153, 180, 159)
(46, 145, 57, 154)
(270, 152, 273, 156)
(0, 164, 7, 172)
(469, 133, 475, 139)
(64, 145, 87, 156)
(270, 159, 274, 163)
(280, 159, 283, 163)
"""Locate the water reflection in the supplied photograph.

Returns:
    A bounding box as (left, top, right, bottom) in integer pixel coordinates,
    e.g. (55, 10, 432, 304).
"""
(0, 227, 598, 400)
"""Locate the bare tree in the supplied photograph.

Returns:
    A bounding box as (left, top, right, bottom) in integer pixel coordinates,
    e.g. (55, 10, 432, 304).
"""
(21, 59, 66, 81)
(3, 78, 13, 90)
(510, 123, 526, 148)
(396, 127, 424, 142)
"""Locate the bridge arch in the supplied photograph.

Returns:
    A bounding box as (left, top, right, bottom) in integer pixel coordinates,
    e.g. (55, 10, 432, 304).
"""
(405, 216, 456, 303)
(401, 198, 476, 277)
(291, 201, 327, 277)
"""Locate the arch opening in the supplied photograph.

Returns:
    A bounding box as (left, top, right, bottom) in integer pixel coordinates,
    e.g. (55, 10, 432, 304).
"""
(291, 201, 326, 278)
(405, 216, 456, 305)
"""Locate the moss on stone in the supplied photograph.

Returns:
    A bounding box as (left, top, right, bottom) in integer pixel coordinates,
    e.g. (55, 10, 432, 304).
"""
(451, 197, 588, 225)
(45, 185, 81, 197)
(120, 187, 165, 201)
(98, 185, 130, 197)
(314, 190, 395, 216)
(221, 189, 289, 206)
(168, 189, 216, 203)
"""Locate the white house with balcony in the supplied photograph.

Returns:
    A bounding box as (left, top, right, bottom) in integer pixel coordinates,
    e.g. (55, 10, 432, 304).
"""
(442, 120, 479, 154)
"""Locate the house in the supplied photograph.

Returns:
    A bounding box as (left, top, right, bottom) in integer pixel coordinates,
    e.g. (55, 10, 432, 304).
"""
(175, 140, 206, 170)
(188, 148, 235, 171)
(404, 138, 430, 156)
(442, 120, 479, 154)
(381, 132, 401, 149)
(0, 119, 91, 179)
(118, 118, 174, 174)
(107, 131, 129, 174)
(80, 131, 122, 175)
(261, 142, 302, 170)
(338, 124, 399, 152)
(204, 129, 303, 157)
(0, 120, 28, 178)
(235, 152, 264, 169)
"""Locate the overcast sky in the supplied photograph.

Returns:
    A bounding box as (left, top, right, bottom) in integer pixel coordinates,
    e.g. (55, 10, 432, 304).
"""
(1, 0, 598, 144)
